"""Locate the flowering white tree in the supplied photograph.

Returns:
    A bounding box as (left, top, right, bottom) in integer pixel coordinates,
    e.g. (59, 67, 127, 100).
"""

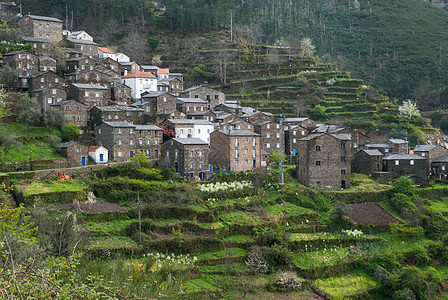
(300, 38, 315, 57)
(398, 100, 420, 121)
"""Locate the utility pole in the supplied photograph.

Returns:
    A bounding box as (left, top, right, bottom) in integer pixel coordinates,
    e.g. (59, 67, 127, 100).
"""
(279, 117, 284, 184)
(137, 191, 142, 245)
(230, 13, 233, 42)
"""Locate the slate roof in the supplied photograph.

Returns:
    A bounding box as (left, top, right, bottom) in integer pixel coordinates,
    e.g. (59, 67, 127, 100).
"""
(70, 83, 107, 89)
(360, 149, 383, 156)
(216, 129, 259, 136)
(284, 117, 309, 122)
(102, 121, 135, 127)
(433, 155, 448, 163)
(183, 85, 202, 93)
(23, 37, 48, 42)
(60, 141, 79, 148)
(26, 14, 63, 23)
(389, 138, 407, 144)
(365, 143, 392, 149)
(414, 145, 438, 152)
(141, 91, 173, 98)
(65, 38, 97, 45)
(177, 98, 207, 103)
(172, 138, 208, 145)
(383, 154, 426, 160)
(135, 125, 162, 131)
(299, 133, 350, 141)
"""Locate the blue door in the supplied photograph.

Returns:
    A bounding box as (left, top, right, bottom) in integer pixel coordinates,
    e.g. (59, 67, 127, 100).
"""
(293, 148, 297, 156)
(81, 157, 86, 166)
(209, 164, 213, 172)
(253, 160, 256, 168)
(175, 161, 179, 172)
(99, 154, 104, 162)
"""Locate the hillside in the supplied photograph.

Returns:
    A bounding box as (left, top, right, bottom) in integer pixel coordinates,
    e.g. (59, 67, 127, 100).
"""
(16, 0, 448, 110)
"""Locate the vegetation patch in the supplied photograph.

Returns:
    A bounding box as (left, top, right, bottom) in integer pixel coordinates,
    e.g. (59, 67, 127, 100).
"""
(347, 203, 402, 225)
(314, 274, 378, 299)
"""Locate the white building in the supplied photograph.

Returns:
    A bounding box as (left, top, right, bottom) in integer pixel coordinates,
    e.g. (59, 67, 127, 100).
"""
(97, 47, 130, 63)
(122, 72, 158, 100)
(70, 31, 94, 41)
(88, 145, 109, 163)
(164, 119, 216, 143)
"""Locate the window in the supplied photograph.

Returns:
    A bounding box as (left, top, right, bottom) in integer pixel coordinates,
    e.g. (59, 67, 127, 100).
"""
(235, 138, 239, 147)
(139, 139, 143, 145)
(85, 91, 90, 97)
(442, 166, 446, 171)
(385, 149, 389, 153)
(276, 124, 280, 129)
(190, 151, 193, 157)
(199, 151, 202, 157)
(81, 65, 85, 70)
(235, 160, 239, 166)
(245, 149, 248, 154)
(421, 152, 426, 157)
(163, 97, 166, 102)
(76, 147, 80, 153)
(175, 151, 178, 158)
(276, 133, 280, 138)
(293, 131, 296, 136)
(129, 128, 133, 134)
(118, 139, 122, 145)
(96, 92, 100, 98)
(235, 149, 239, 158)
(166, 151, 169, 157)
(293, 138, 297, 143)
(245, 160, 249, 165)
(188, 129, 191, 134)
(266, 133, 270, 138)
(77, 116, 82, 121)
(316, 145, 321, 151)
(253, 138, 256, 147)
(118, 151, 123, 157)
(147, 139, 150, 144)
(267, 124, 270, 129)
(38, 24, 43, 29)
(47, 98, 52, 104)
(341, 143, 346, 149)
(198, 129, 201, 134)
(276, 143, 280, 148)
(55, 78, 59, 83)
(27, 54, 30, 59)
(341, 156, 346, 162)
(40, 78, 45, 82)
(253, 149, 256, 158)
(316, 161, 321, 166)
(46, 34, 49, 38)
(199, 163, 202, 168)
(146, 107, 150, 113)
(410, 160, 414, 165)
(46, 24, 49, 28)
(266, 143, 271, 149)
(65, 105, 71, 110)
(155, 139, 158, 145)
(52, 89, 56, 95)
(395, 160, 399, 166)
(341, 169, 346, 174)
(118, 128, 122, 133)
(248, 125, 251, 129)
(190, 163, 193, 169)
(245, 138, 248, 143)
(353, 142, 358, 148)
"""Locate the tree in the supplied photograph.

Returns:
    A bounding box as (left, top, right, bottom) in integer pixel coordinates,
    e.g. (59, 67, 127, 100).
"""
(0, 135, 22, 156)
(124, 30, 148, 62)
(41, 41, 66, 74)
(270, 151, 287, 165)
(60, 123, 81, 142)
(0, 65, 20, 88)
(399, 100, 421, 121)
(308, 104, 326, 121)
(43, 107, 66, 130)
(300, 38, 315, 57)
(15, 96, 42, 137)
(152, 55, 163, 66)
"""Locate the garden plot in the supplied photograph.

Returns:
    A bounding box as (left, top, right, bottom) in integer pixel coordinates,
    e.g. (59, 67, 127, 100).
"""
(53, 199, 127, 213)
(314, 274, 378, 299)
(289, 232, 379, 252)
(196, 248, 247, 265)
(347, 202, 402, 225)
(87, 236, 139, 252)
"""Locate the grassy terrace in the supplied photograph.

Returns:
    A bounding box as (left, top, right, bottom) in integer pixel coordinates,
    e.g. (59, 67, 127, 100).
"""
(13, 179, 87, 196)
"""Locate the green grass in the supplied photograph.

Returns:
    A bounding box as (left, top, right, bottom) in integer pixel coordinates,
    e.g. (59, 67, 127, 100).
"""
(14, 179, 87, 196)
(83, 219, 134, 236)
(222, 235, 255, 244)
(4, 140, 64, 163)
(196, 248, 246, 261)
(198, 262, 250, 274)
(219, 211, 265, 226)
(0, 122, 55, 137)
(265, 202, 313, 221)
(88, 236, 139, 249)
(428, 199, 448, 214)
(289, 232, 377, 242)
(347, 173, 391, 192)
(314, 273, 378, 298)
(294, 247, 358, 269)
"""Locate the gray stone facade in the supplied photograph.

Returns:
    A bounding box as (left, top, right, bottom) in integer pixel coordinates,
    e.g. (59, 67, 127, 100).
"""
(181, 86, 226, 109)
(64, 38, 98, 58)
(30, 71, 64, 90)
(383, 154, 428, 185)
(210, 130, 261, 172)
(176, 98, 208, 114)
(31, 87, 67, 111)
(252, 120, 282, 155)
(135, 125, 163, 159)
(60, 142, 89, 167)
(297, 133, 352, 190)
(89, 105, 144, 127)
(161, 138, 209, 178)
(38, 55, 56, 72)
(413, 144, 448, 168)
(284, 124, 309, 157)
(353, 149, 383, 174)
(67, 83, 108, 109)
(94, 121, 137, 162)
(18, 14, 63, 41)
(51, 100, 89, 127)
(2, 50, 39, 79)
(111, 84, 132, 105)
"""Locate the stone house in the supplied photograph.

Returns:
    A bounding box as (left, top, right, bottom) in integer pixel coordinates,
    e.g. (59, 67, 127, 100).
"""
(161, 138, 209, 179)
(37, 55, 56, 72)
(122, 71, 157, 100)
(89, 146, 109, 163)
(431, 155, 448, 180)
(157, 68, 170, 79)
(18, 14, 63, 41)
(161, 119, 215, 143)
(150, 110, 187, 124)
(413, 144, 448, 168)
(241, 110, 275, 123)
(382, 154, 428, 185)
(135, 125, 163, 159)
(218, 119, 253, 131)
(353, 149, 383, 174)
(176, 98, 208, 114)
(283, 117, 316, 129)
(214, 101, 246, 116)
(66, 83, 108, 109)
(157, 81, 169, 93)
(97, 57, 121, 74)
(23, 37, 49, 52)
(186, 110, 208, 120)
(297, 133, 352, 190)
(284, 124, 309, 157)
(158, 77, 183, 95)
(64, 38, 98, 58)
(97, 47, 116, 60)
(31, 87, 67, 111)
(89, 105, 144, 127)
(66, 57, 96, 73)
(364, 142, 394, 156)
(69, 30, 94, 41)
(2, 50, 39, 80)
(30, 71, 64, 90)
(141, 65, 159, 76)
(51, 99, 89, 127)
(60, 142, 89, 167)
(120, 62, 141, 76)
(210, 129, 261, 172)
(111, 83, 132, 105)
(388, 139, 409, 154)
(252, 120, 282, 155)
(94, 121, 137, 162)
(131, 92, 177, 118)
(181, 85, 226, 109)
(214, 112, 241, 124)
(204, 110, 230, 122)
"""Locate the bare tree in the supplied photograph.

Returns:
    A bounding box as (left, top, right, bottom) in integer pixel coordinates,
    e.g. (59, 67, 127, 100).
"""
(124, 30, 148, 62)
(213, 45, 234, 84)
(300, 38, 316, 57)
(41, 41, 66, 74)
(265, 48, 285, 77)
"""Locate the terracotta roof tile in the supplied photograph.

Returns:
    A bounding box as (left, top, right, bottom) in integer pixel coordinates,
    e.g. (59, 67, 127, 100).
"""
(122, 72, 157, 79)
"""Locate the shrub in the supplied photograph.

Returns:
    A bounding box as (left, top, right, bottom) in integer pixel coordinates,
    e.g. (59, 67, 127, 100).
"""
(370, 252, 404, 272)
(389, 193, 416, 214)
(390, 266, 440, 300)
(394, 288, 416, 300)
(245, 248, 268, 274)
(328, 201, 353, 230)
(275, 271, 302, 292)
(408, 245, 429, 266)
(374, 266, 390, 286)
(256, 245, 293, 271)
(254, 230, 286, 247)
(392, 177, 415, 197)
